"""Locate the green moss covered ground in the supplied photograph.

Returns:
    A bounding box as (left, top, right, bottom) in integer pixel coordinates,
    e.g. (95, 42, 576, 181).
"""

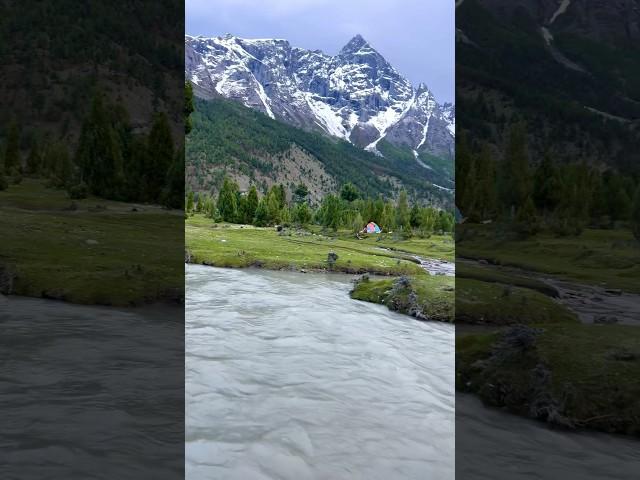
(186, 214, 455, 321)
(0, 179, 183, 306)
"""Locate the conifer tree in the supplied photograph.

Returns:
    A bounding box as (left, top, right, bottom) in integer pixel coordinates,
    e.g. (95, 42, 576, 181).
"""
(294, 202, 312, 225)
(246, 185, 259, 223)
(74, 92, 124, 199)
(475, 143, 497, 220)
(267, 187, 282, 224)
(340, 182, 359, 202)
(533, 151, 560, 215)
(380, 201, 395, 232)
(499, 123, 531, 218)
(145, 111, 174, 203)
(186, 191, 194, 213)
(185, 81, 195, 135)
(352, 212, 364, 233)
(455, 130, 473, 215)
(4, 120, 21, 174)
(163, 144, 185, 209)
(253, 197, 269, 226)
(26, 141, 42, 175)
(293, 183, 309, 204)
(631, 185, 640, 242)
(396, 189, 411, 232)
(410, 204, 421, 228)
(322, 194, 341, 231)
(218, 177, 239, 222)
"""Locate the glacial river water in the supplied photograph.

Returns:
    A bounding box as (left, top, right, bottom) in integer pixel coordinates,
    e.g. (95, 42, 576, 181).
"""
(0, 297, 184, 479)
(185, 264, 455, 479)
(3, 264, 636, 479)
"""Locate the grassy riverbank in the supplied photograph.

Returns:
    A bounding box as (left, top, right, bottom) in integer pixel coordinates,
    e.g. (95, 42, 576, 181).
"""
(457, 224, 640, 293)
(456, 277, 577, 325)
(186, 214, 453, 275)
(186, 214, 455, 321)
(456, 223, 640, 436)
(457, 323, 640, 436)
(0, 179, 183, 306)
(350, 274, 454, 322)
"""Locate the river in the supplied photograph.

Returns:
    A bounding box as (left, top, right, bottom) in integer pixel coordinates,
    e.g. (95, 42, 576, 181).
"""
(0, 297, 184, 479)
(457, 394, 640, 479)
(185, 264, 455, 479)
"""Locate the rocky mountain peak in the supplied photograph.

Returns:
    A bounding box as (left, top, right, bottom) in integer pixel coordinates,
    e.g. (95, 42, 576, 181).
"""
(185, 33, 454, 164)
(340, 34, 370, 53)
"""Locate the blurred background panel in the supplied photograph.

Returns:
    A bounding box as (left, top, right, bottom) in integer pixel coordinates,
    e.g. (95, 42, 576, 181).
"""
(455, 0, 640, 478)
(0, 1, 185, 478)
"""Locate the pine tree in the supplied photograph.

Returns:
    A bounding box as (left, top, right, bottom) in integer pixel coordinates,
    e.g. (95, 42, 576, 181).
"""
(185, 81, 195, 135)
(74, 92, 124, 199)
(631, 184, 640, 242)
(186, 191, 194, 213)
(276, 184, 287, 210)
(145, 111, 174, 203)
(236, 194, 247, 221)
(461, 153, 478, 221)
(26, 141, 42, 175)
(163, 146, 185, 209)
(4, 120, 21, 174)
(455, 130, 473, 216)
(294, 202, 312, 225)
(253, 197, 269, 226)
(419, 208, 437, 235)
(293, 183, 309, 204)
(267, 187, 282, 224)
(373, 196, 384, 224)
(396, 189, 411, 232)
(607, 174, 632, 222)
(380, 201, 395, 232)
(410, 204, 421, 228)
(217, 177, 239, 222)
(55, 144, 73, 188)
(475, 144, 497, 220)
(352, 212, 364, 233)
(322, 194, 341, 231)
(533, 151, 560, 215)
(499, 123, 531, 218)
(246, 185, 259, 223)
(515, 195, 539, 237)
(340, 182, 359, 202)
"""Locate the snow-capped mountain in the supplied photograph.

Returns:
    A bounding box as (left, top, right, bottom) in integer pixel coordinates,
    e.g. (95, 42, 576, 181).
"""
(185, 34, 454, 161)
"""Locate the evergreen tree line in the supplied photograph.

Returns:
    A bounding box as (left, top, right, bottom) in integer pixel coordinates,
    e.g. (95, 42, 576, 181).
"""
(0, 92, 183, 209)
(187, 179, 454, 237)
(457, 124, 640, 239)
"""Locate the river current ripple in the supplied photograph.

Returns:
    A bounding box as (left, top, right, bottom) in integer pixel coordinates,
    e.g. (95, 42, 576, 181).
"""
(186, 264, 455, 479)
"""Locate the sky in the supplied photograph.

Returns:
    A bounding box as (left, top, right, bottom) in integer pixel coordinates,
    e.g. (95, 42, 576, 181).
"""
(186, 0, 455, 103)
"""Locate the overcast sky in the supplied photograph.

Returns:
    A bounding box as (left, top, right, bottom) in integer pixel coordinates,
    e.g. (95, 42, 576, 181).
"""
(186, 0, 454, 103)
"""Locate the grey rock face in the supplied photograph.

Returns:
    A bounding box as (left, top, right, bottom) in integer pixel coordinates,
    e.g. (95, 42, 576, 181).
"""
(185, 34, 455, 161)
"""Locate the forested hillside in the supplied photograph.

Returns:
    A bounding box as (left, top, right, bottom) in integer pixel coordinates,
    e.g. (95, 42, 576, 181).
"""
(0, 0, 184, 206)
(186, 97, 453, 206)
(0, 0, 183, 144)
(457, 0, 640, 174)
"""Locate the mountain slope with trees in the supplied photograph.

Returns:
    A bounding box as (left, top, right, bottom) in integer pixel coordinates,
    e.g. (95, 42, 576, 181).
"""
(187, 97, 453, 207)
